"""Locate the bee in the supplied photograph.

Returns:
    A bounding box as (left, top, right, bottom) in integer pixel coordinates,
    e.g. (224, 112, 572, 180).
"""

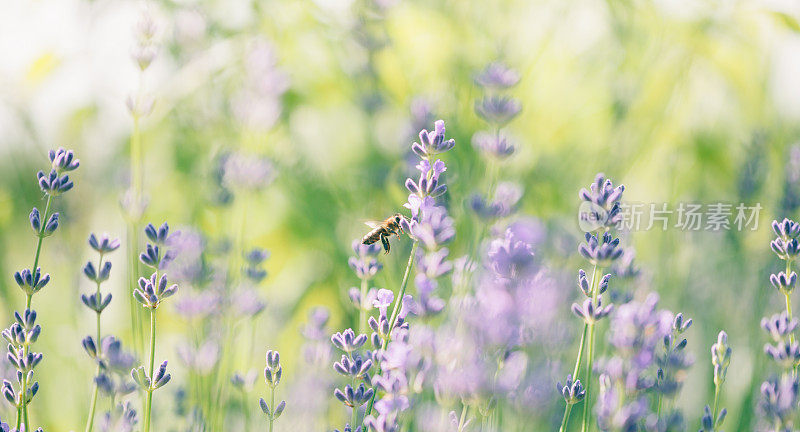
(362, 213, 408, 254)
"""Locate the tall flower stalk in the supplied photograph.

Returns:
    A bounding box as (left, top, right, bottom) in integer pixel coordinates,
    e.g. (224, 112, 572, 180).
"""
(258, 350, 286, 432)
(700, 331, 730, 432)
(359, 119, 455, 428)
(559, 173, 623, 432)
(82, 233, 121, 432)
(131, 222, 177, 432)
(124, 12, 158, 357)
(1, 148, 79, 432)
(768, 219, 800, 376)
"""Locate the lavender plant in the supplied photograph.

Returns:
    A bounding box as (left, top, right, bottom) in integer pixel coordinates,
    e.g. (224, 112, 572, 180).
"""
(259, 350, 286, 432)
(655, 313, 694, 418)
(355, 120, 455, 430)
(560, 173, 624, 432)
(331, 328, 374, 431)
(349, 241, 383, 335)
(2, 147, 79, 432)
(757, 218, 800, 430)
(699, 331, 730, 432)
(124, 11, 158, 359)
(81, 233, 121, 432)
(594, 294, 688, 431)
(131, 222, 178, 432)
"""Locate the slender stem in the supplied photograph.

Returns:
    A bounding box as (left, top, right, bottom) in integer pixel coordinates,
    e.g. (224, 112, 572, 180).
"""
(17, 193, 54, 431)
(388, 241, 418, 327)
(358, 276, 368, 335)
(129, 112, 144, 357)
(269, 385, 275, 432)
(711, 384, 721, 429)
(581, 265, 604, 432)
(21, 372, 29, 431)
(457, 402, 469, 431)
(786, 260, 797, 377)
(363, 241, 418, 422)
(15, 407, 21, 430)
(571, 324, 589, 379)
(28, 194, 52, 311)
(560, 266, 599, 432)
(144, 309, 156, 432)
(84, 254, 105, 432)
(560, 404, 573, 432)
(84, 364, 100, 432)
(581, 322, 597, 432)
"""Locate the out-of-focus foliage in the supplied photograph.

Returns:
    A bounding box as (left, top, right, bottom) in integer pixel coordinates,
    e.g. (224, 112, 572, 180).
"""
(2, 0, 800, 430)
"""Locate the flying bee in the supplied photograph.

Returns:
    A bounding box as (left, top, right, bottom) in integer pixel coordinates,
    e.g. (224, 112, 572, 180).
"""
(362, 213, 408, 254)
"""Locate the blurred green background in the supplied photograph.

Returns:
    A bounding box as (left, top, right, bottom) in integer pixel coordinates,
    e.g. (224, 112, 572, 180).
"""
(3, 0, 800, 430)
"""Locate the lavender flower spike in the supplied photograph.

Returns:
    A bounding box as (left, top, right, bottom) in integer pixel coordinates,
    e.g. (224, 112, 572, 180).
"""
(411, 120, 455, 158)
(259, 349, 286, 431)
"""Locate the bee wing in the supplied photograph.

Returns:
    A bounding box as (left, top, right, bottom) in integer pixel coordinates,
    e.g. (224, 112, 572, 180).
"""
(363, 220, 382, 229)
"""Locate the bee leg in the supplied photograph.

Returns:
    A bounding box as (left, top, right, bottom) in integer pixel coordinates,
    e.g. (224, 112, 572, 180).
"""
(381, 234, 391, 254)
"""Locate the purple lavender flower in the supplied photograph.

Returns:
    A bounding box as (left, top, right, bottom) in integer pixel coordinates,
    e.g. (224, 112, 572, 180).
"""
(12, 269, 50, 297)
(474, 62, 521, 89)
(349, 240, 383, 280)
(221, 152, 277, 191)
(98, 402, 138, 432)
(259, 350, 286, 429)
(556, 375, 586, 404)
(762, 312, 799, 342)
(470, 182, 522, 219)
(474, 95, 522, 125)
(771, 271, 797, 294)
(411, 120, 455, 159)
(133, 272, 178, 309)
(48, 147, 79, 172)
(408, 204, 455, 251)
(578, 232, 623, 267)
(759, 375, 799, 430)
(571, 297, 614, 324)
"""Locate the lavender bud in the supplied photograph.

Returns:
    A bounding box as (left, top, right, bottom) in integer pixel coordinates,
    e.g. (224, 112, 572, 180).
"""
(144, 222, 171, 245)
(578, 232, 623, 267)
(711, 331, 732, 385)
(88, 233, 121, 254)
(773, 218, 800, 240)
(762, 312, 799, 342)
(770, 271, 797, 294)
(259, 398, 271, 416)
(556, 374, 586, 404)
(29, 208, 40, 233)
(474, 95, 522, 125)
(42, 213, 59, 237)
(48, 147, 80, 172)
(37, 169, 74, 196)
(13, 268, 50, 296)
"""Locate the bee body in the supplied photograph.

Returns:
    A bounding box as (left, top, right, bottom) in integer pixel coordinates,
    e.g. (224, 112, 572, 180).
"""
(362, 213, 407, 254)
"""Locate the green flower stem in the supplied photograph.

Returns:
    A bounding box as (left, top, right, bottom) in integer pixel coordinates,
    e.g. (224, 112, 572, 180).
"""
(560, 404, 573, 432)
(712, 384, 721, 429)
(17, 193, 54, 430)
(358, 276, 368, 335)
(128, 113, 144, 357)
(84, 253, 105, 432)
(269, 384, 275, 432)
(559, 265, 599, 432)
(144, 308, 157, 432)
(581, 321, 597, 432)
(581, 265, 604, 432)
(84, 363, 100, 432)
(786, 259, 797, 377)
(28, 194, 52, 310)
(363, 240, 418, 424)
(457, 403, 469, 431)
